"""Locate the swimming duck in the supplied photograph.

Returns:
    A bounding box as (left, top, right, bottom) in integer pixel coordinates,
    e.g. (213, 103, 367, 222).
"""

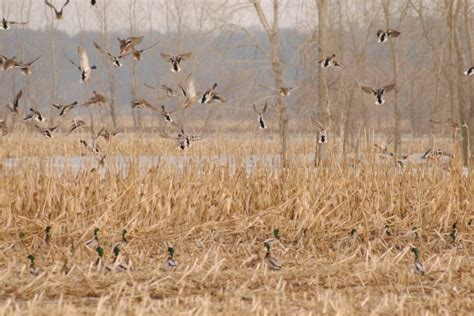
(1, 18, 28, 30)
(263, 243, 281, 270)
(14, 55, 41, 75)
(411, 247, 425, 275)
(86, 228, 100, 249)
(93, 42, 123, 67)
(160, 52, 192, 72)
(253, 103, 268, 129)
(28, 254, 40, 276)
(24, 108, 46, 122)
(50, 101, 78, 117)
(82, 91, 106, 106)
(361, 83, 395, 105)
(166, 245, 177, 270)
(34, 125, 57, 138)
(45, 0, 70, 20)
(6, 89, 23, 114)
(318, 54, 342, 68)
(377, 29, 401, 43)
(160, 105, 175, 122)
(117, 36, 143, 57)
(66, 46, 97, 82)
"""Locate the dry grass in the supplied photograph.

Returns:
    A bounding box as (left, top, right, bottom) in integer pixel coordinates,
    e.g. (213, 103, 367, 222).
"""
(0, 133, 472, 315)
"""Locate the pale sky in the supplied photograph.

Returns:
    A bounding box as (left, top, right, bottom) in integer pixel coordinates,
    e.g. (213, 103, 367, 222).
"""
(1, 0, 317, 34)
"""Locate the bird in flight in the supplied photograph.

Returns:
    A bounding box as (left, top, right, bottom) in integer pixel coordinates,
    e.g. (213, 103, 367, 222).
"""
(1, 18, 28, 30)
(66, 46, 97, 83)
(360, 83, 395, 105)
(45, 0, 70, 20)
(160, 52, 192, 72)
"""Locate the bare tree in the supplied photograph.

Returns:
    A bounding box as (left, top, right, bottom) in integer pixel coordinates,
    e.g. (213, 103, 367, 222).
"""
(251, 0, 288, 166)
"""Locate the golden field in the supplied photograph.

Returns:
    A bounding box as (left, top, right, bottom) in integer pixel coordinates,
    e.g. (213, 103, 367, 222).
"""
(0, 133, 472, 315)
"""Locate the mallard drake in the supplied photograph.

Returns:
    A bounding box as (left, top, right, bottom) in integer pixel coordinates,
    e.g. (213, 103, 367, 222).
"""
(86, 228, 100, 249)
(199, 83, 217, 104)
(94, 246, 111, 271)
(51, 101, 78, 117)
(117, 36, 143, 57)
(264, 243, 281, 270)
(24, 108, 46, 122)
(35, 125, 57, 138)
(44, 225, 52, 246)
(253, 103, 268, 129)
(67, 118, 88, 135)
(377, 29, 401, 43)
(463, 66, 474, 76)
(450, 223, 457, 243)
(28, 254, 40, 276)
(0, 120, 7, 136)
(166, 246, 177, 270)
(0, 55, 19, 71)
(66, 46, 97, 83)
(45, 0, 70, 20)
(160, 105, 175, 122)
(318, 128, 327, 144)
(318, 54, 342, 68)
(112, 244, 128, 272)
(1, 18, 28, 30)
(411, 247, 425, 275)
(263, 228, 281, 246)
(6, 89, 22, 114)
(81, 91, 106, 106)
(160, 52, 192, 72)
(14, 56, 41, 76)
(259, 84, 297, 97)
(93, 42, 122, 67)
(361, 83, 395, 105)
(131, 98, 156, 110)
(121, 229, 128, 244)
(128, 41, 159, 60)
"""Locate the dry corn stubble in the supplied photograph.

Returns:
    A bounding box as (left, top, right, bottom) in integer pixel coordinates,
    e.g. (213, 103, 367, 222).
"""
(0, 134, 472, 315)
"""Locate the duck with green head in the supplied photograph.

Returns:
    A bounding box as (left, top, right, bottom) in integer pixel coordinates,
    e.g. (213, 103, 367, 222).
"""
(166, 246, 177, 270)
(86, 228, 100, 249)
(264, 243, 281, 271)
(28, 254, 40, 276)
(411, 247, 425, 276)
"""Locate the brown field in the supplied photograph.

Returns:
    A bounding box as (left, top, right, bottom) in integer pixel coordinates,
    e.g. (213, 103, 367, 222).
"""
(0, 133, 472, 315)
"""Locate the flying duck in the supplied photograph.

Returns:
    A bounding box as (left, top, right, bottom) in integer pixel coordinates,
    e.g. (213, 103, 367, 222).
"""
(377, 29, 401, 43)
(464, 66, 474, 76)
(67, 119, 88, 135)
(93, 42, 122, 67)
(45, 0, 70, 20)
(6, 89, 23, 114)
(361, 83, 395, 105)
(1, 18, 28, 30)
(131, 98, 156, 110)
(50, 101, 78, 117)
(97, 128, 120, 141)
(81, 91, 106, 106)
(181, 74, 201, 108)
(318, 54, 342, 68)
(81, 139, 105, 165)
(0, 55, 19, 71)
(127, 41, 159, 60)
(159, 127, 202, 150)
(160, 52, 192, 72)
(24, 108, 46, 122)
(253, 103, 268, 129)
(66, 46, 97, 82)
(14, 56, 41, 75)
(117, 36, 143, 57)
(259, 84, 297, 97)
(160, 84, 178, 97)
(34, 125, 57, 138)
(91, 0, 96, 5)
(160, 105, 175, 122)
